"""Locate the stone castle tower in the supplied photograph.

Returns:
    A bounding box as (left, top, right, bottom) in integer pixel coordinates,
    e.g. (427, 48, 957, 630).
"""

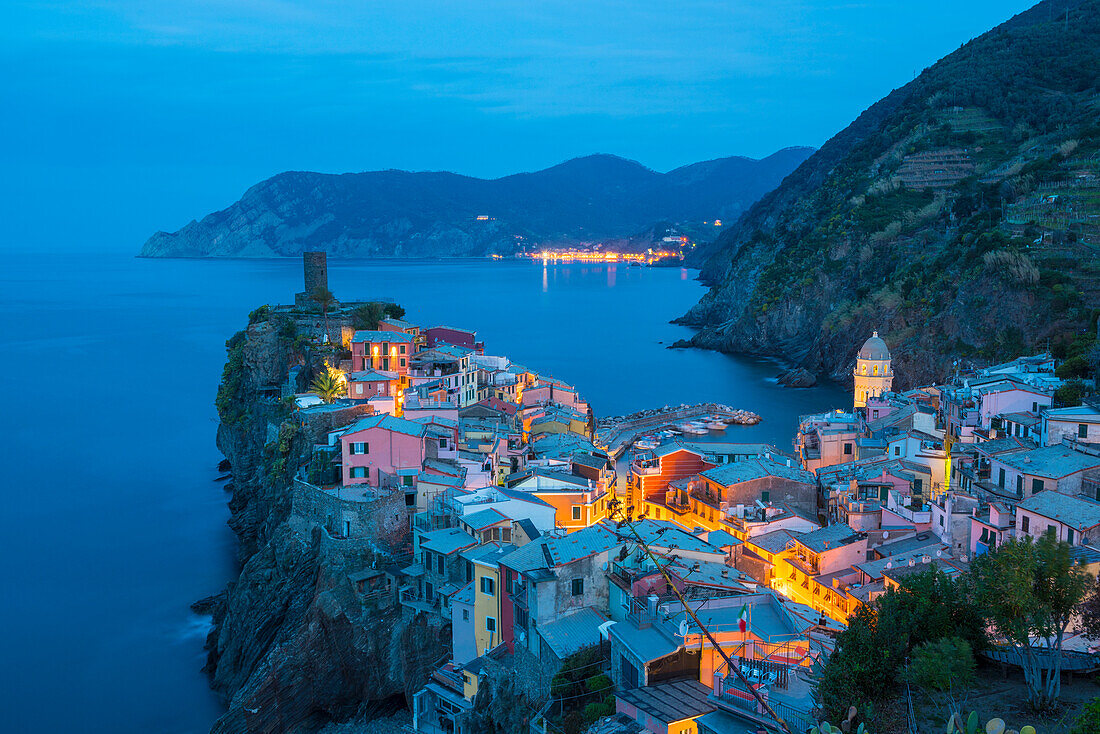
(854, 331, 893, 409)
(303, 251, 328, 294)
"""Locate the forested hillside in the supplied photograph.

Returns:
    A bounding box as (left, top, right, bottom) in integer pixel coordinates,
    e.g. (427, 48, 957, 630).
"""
(682, 0, 1100, 388)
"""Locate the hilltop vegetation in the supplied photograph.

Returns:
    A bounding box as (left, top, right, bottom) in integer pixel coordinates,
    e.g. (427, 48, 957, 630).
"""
(683, 0, 1100, 387)
(139, 148, 812, 259)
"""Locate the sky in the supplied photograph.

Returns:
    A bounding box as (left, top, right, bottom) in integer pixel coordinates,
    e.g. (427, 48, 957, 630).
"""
(1, 0, 1036, 253)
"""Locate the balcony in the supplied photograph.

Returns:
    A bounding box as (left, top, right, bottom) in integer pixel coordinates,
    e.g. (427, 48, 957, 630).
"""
(400, 586, 441, 615)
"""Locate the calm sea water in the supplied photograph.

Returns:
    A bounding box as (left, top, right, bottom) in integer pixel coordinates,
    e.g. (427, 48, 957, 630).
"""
(0, 253, 846, 733)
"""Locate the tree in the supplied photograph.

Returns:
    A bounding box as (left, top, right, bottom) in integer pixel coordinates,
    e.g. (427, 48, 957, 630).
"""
(311, 286, 336, 343)
(812, 604, 899, 722)
(382, 302, 406, 320)
(908, 637, 975, 692)
(1054, 379, 1087, 407)
(350, 302, 385, 331)
(969, 534, 1093, 711)
(876, 568, 986, 655)
(309, 368, 344, 403)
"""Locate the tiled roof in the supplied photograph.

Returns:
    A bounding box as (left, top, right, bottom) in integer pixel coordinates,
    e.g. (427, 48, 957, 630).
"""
(795, 523, 862, 552)
(420, 528, 479, 555)
(998, 446, 1100, 478)
(351, 330, 414, 343)
(614, 679, 715, 725)
(463, 509, 509, 531)
(344, 413, 427, 438)
(700, 458, 814, 486)
(747, 529, 802, 555)
(346, 369, 399, 382)
(1019, 491, 1100, 530)
(536, 607, 608, 659)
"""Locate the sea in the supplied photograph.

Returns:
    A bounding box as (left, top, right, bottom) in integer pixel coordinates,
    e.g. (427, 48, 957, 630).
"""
(0, 253, 847, 733)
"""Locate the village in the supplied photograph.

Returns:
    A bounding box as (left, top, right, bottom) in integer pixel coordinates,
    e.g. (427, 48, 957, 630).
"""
(270, 254, 1100, 734)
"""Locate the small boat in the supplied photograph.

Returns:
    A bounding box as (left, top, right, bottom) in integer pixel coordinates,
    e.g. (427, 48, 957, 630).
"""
(634, 438, 658, 450)
(705, 420, 726, 431)
(680, 423, 707, 435)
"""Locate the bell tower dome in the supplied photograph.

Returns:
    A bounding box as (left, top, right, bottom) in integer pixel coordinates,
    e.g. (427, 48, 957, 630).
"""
(854, 330, 892, 410)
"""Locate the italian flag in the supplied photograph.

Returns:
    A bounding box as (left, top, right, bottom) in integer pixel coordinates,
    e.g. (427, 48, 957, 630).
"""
(738, 604, 748, 634)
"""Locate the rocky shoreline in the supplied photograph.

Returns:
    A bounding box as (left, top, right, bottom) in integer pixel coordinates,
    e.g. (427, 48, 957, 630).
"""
(199, 317, 445, 733)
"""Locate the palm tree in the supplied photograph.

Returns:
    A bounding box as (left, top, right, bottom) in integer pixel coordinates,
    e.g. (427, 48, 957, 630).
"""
(311, 285, 336, 343)
(310, 368, 344, 403)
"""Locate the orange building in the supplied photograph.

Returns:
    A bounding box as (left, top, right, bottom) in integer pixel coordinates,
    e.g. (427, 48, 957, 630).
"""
(628, 443, 716, 515)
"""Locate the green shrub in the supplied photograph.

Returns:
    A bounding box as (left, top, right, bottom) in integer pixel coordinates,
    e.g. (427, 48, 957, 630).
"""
(908, 637, 975, 692)
(1056, 355, 1091, 379)
(1070, 697, 1100, 734)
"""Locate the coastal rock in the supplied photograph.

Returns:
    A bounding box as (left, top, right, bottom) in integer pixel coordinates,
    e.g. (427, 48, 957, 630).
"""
(205, 316, 446, 733)
(776, 367, 817, 388)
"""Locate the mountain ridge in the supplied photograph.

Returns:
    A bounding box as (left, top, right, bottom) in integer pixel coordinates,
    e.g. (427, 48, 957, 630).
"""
(681, 0, 1100, 388)
(140, 147, 814, 258)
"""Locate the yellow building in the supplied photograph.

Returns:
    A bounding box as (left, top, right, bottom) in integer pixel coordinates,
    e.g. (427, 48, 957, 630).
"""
(854, 331, 893, 409)
(469, 544, 511, 657)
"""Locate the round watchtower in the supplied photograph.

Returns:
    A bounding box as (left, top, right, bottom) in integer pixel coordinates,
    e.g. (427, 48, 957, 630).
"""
(303, 251, 328, 295)
(854, 331, 892, 410)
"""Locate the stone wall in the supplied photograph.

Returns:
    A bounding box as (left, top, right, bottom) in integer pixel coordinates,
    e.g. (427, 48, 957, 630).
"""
(292, 480, 409, 553)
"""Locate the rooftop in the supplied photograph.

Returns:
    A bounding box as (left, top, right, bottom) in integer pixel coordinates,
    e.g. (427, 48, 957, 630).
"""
(344, 413, 427, 438)
(615, 679, 716, 726)
(997, 446, 1100, 478)
(420, 527, 479, 556)
(700, 459, 814, 487)
(351, 330, 414, 344)
(794, 523, 862, 553)
(1019, 491, 1100, 530)
(537, 607, 609, 659)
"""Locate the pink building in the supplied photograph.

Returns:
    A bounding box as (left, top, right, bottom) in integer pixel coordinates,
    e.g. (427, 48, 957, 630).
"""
(340, 414, 428, 486)
(350, 331, 414, 382)
(425, 325, 483, 353)
(346, 368, 398, 400)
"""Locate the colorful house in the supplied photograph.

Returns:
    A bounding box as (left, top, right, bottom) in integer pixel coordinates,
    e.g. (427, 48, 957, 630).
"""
(350, 330, 414, 388)
(339, 413, 428, 486)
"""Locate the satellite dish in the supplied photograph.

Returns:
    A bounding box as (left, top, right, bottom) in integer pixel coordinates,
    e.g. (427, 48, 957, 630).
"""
(678, 619, 689, 637)
(882, 531, 890, 540)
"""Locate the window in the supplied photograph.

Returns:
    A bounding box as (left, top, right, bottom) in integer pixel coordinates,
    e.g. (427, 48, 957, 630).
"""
(571, 578, 584, 596)
(761, 491, 770, 503)
(1022, 515, 1030, 533)
(462, 609, 469, 621)
(437, 556, 444, 574)
(1033, 402, 1038, 412)
(400, 345, 406, 354)
(843, 443, 852, 456)
(403, 475, 414, 487)
(894, 446, 900, 457)
(515, 607, 529, 630)
(1031, 478, 1044, 495)
(572, 506, 582, 521)
(350, 442, 368, 455)
(998, 468, 1005, 488)
(486, 616, 496, 632)
(400, 358, 406, 367)
(1067, 528, 1075, 544)
(355, 384, 363, 396)
(938, 515, 944, 527)
(1016, 475, 1023, 497)
(350, 467, 368, 479)
(480, 576, 495, 596)
(1080, 424, 1089, 439)
(872, 365, 878, 376)
(913, 478, 923, 493)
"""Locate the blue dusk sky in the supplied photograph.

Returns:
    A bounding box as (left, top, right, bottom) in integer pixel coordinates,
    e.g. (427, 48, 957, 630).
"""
(2, 1, 1034, 253)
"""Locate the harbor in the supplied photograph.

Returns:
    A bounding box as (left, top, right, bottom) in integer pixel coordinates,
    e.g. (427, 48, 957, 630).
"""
(596, 402, 763, 460)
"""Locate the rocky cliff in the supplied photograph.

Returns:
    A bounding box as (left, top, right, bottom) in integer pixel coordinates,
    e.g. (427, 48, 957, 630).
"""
(681, 0, 1100, 389)
(139, 149, 813, 258)
(203, 316, 446, 733)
